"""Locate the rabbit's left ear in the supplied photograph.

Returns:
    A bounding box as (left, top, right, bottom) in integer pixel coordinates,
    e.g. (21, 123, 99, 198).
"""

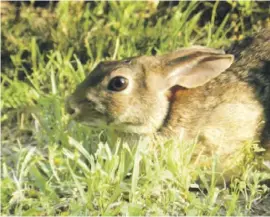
(161, 46, 234, 89)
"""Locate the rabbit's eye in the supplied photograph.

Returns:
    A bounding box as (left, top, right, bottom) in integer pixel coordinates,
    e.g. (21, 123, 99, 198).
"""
(108, 76, 129, 91)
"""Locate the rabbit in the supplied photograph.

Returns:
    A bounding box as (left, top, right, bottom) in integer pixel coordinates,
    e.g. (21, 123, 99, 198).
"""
(66, 28, 270, 180)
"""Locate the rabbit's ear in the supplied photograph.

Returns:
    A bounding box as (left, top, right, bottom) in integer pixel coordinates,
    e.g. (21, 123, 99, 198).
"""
(162, 47, 234, 88)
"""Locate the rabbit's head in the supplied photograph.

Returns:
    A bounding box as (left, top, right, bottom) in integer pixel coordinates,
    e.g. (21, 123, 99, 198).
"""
(66, 46, 234, 134)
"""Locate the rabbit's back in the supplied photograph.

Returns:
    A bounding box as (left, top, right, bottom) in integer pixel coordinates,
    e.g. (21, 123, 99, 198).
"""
(229, 28, 270, 149)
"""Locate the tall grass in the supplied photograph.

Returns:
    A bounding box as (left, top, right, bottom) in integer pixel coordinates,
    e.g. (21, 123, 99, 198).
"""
(1, 1, 270, 215)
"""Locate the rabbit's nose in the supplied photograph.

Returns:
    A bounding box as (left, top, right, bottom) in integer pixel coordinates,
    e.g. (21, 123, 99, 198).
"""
(65, 97, 80, 116)
(66, 103, 76, 115)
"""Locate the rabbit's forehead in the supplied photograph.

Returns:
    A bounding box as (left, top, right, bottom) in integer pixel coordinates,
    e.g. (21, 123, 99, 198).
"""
(80, 56, 159, 89)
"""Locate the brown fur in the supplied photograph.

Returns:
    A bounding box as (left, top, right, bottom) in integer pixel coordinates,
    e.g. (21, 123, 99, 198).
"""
(66, 28, 270, 180)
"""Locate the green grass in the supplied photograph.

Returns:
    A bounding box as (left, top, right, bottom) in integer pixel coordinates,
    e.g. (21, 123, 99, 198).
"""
(1, 1, 270, 215)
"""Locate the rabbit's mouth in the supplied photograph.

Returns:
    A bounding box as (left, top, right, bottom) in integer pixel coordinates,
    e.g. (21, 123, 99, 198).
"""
(66, 97, 161, 134)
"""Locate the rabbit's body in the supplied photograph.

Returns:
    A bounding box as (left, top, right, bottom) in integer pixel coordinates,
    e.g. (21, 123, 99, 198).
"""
(161, 82, 264, 153)
(67, 28, 270, 178)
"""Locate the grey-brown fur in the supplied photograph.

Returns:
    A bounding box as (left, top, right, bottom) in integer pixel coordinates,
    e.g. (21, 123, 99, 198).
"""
(66, 28, 270, 180)
(227, 29, 270, 149)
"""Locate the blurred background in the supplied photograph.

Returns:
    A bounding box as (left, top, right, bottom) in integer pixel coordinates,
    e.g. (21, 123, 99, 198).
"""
(2, 1, 270, 80)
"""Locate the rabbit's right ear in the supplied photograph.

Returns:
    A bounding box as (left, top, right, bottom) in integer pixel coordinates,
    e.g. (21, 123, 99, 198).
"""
(160, 46, 234, 89)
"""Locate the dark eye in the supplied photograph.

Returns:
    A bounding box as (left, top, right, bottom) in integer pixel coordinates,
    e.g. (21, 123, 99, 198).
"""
(108, 76, 129, 91)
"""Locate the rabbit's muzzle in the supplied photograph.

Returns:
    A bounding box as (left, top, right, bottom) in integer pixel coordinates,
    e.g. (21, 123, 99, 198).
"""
(65, 96, 84, 117)
(65, 95, 108, 126)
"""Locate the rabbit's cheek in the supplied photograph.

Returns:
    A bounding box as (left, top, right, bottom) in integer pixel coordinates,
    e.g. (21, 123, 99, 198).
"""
(74, 106, 107, 125)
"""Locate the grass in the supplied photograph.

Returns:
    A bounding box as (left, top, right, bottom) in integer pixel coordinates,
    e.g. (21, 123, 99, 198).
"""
(1, 1, 270, 215)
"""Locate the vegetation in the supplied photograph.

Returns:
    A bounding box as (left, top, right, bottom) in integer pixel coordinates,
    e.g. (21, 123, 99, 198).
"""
(1, 1, 270, 215)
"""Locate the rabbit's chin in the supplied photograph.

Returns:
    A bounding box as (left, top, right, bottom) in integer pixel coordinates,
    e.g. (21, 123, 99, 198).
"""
(109, 123, 158, 135)
(74, 111, 161, 134)
(82, 119, 158, 135)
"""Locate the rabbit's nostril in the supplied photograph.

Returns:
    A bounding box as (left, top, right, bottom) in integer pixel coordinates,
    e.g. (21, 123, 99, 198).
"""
(67, 106, 76, 115)
(65, 99, 80, 116)
(66, 104, 80, 116)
